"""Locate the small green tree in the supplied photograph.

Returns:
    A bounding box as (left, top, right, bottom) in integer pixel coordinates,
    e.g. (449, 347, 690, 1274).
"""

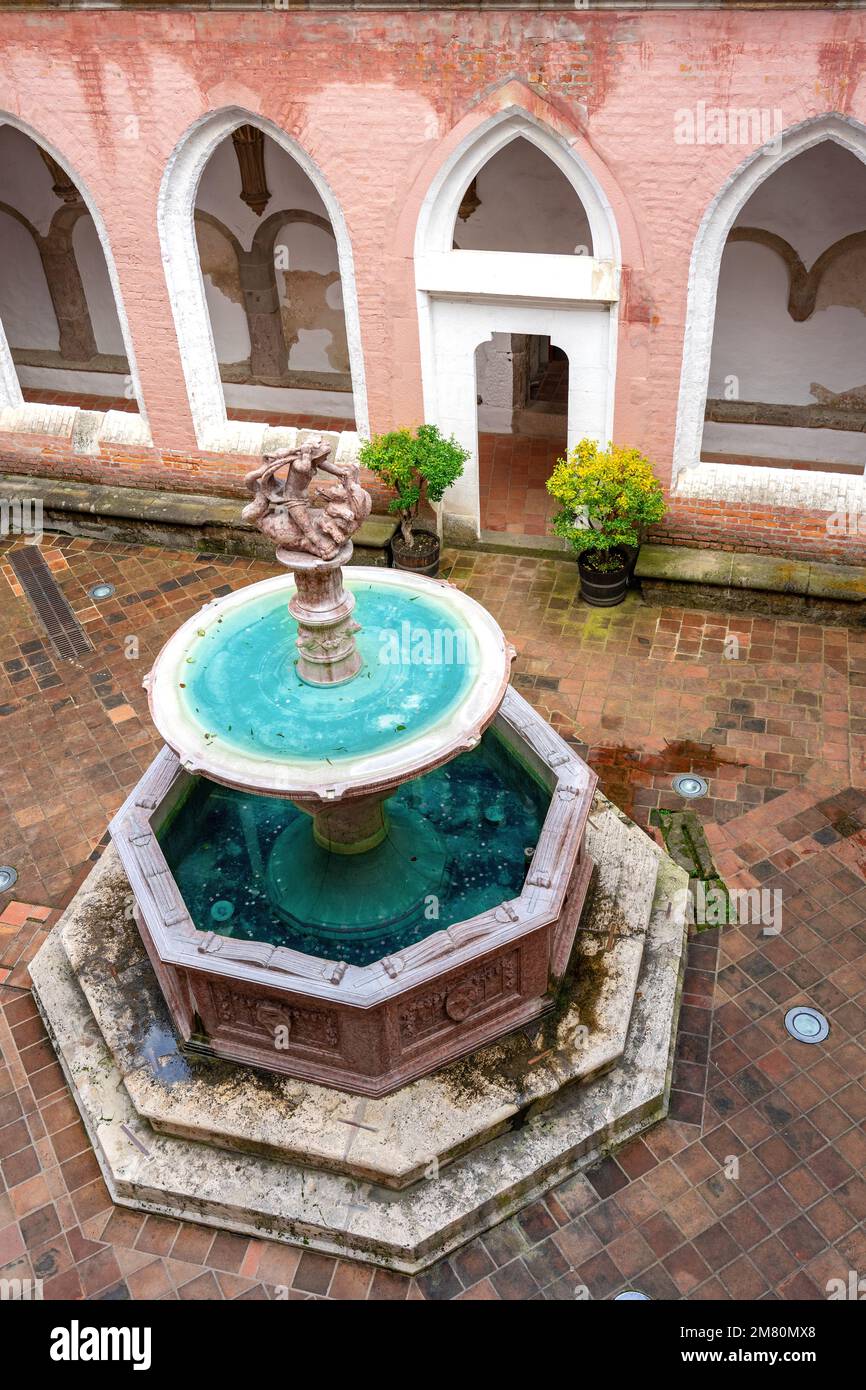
(359, 425, 469, 548)
(546, 439, 666, 572)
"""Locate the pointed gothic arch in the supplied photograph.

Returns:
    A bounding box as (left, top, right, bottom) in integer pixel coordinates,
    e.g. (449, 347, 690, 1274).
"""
(0, 112, 147, 422)
(672, 112, 866, 486)
(415, 108, 619, 264)
(158, 107, 368, 451)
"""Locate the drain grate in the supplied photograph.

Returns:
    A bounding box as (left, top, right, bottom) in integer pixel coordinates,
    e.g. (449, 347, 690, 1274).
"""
(9, 547, 92, 661)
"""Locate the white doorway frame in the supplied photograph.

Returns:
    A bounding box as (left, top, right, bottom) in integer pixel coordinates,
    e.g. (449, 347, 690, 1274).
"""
(414, 109, 620, 540)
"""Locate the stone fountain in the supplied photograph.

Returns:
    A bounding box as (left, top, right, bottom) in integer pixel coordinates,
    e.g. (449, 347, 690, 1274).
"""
(31, 433, 690, 1270)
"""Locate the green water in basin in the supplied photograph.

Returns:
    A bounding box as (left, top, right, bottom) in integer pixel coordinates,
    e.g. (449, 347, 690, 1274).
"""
(179, 582, 475, 762)
(159, 730, 549, 968)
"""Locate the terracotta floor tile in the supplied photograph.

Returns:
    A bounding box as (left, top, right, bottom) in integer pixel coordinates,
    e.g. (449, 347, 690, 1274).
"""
(0, 536, 863, 1300)
(126, 1259, 172, 1300)
(329, 1260, 374, 1300)
(292, 1250, 337, 1296)
(170, 1223, 218, 1265)
(177, 1269, 222, 1300)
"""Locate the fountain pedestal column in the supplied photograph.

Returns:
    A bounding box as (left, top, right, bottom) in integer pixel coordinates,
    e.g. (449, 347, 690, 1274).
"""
(276, 542, 362, 687)
(310, 792, 388, 854)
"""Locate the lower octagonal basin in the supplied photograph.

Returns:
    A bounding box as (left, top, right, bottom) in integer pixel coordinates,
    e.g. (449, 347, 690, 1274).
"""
(160, 727, 550, 964)
(110, 687, 597, 1096)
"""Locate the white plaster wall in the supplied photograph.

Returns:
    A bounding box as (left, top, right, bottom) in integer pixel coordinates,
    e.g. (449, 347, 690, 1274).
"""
(0, 211, 58, 349)
(73, 216, 126, 357)
(276, 219, 345, 376)
(195, 221, 250, 365)
(195, 135, 350, 385)
(453, 137, 593, 255)
(16, 365, 129, 397)
(0, 126, 58, 234)
(705, 142, 866, 465)
(289, 330, 332, 374)
(222, 383, 355, 417)
(196, 135, 329, 247)
(731, 142, 866, 258)
(708, 243, 866, 407)
(202, 276, 250, 364)
(279, 219, 338, 274)
(702, 421, 865, 468)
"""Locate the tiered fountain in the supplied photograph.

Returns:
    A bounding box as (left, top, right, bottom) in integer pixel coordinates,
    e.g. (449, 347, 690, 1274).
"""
(32, 436, 689, 1270)
(123, 439, 594, 1093)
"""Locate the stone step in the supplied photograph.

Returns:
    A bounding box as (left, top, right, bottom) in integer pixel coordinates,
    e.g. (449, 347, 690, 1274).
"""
(566, 794, 661, 1079)
(636, 542, 866, 626)
(47, 789, 662, 1196)
(582, 793, 661, 946)
(31, 834, 689, 1273)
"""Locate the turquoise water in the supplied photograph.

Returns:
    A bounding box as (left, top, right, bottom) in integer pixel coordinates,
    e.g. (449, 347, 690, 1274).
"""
(179, 583, 476, 762)
(160, 730, 549, 968)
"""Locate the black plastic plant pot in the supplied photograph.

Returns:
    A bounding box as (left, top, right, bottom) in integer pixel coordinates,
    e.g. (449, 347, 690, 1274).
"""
(391, 528, 440, 577)
(577, 548, 630, 606)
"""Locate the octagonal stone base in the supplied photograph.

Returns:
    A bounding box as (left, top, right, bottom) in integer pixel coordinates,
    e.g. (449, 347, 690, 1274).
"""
(30, 793, 689, 1272)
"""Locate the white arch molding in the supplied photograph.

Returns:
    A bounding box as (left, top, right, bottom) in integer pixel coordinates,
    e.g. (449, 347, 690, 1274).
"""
(0, 112, 149, 431)
(672, 112, 866, 489)
(416, 109, 620, 262)
(414, 108, 621, 540)
(158, 108, 369, 451)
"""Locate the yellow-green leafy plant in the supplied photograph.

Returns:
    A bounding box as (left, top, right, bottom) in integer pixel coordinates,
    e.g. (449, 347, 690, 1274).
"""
(546, 439, 666, 572)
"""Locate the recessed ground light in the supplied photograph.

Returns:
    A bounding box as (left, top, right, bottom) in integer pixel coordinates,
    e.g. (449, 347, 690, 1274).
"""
(89, 582, 115, 600)
(672, 773, 708, 799)
(0, 865, 18, 892)
(210, 899, 235, 923)
(615, 1290, 650, 1300)
(784, 1005, 829, 1044)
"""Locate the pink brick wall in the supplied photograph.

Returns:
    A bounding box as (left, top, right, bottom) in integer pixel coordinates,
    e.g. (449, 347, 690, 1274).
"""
(1, 8, 865, 556)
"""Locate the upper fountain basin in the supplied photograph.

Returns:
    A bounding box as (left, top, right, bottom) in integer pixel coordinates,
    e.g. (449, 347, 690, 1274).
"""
(146, 567, 514, 801)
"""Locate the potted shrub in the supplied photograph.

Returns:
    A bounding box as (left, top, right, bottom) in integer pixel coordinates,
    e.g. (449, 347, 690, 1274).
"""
(547, 439, 666, 606)
(359, 424, 469, 576)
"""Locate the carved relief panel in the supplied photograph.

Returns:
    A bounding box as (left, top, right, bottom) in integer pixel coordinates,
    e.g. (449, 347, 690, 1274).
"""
(398, 952, 520, 1049)
(206, 980, 340, 1055)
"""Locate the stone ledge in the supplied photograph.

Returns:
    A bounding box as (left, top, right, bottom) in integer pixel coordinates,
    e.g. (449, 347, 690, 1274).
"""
(0, 472, 398, 562)
(674, 459, 866, 512)
(55, 794, 657, 1188)
(466, 529, 571, 560)
(0, 403, 153, 452)
(636, 543, 866, 624)
(31, 848, 688, 1272)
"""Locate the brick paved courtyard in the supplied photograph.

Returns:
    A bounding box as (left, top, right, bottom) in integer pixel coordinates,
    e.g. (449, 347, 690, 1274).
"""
(1, 536, 865, 1300)
(478, 433, 564, 536)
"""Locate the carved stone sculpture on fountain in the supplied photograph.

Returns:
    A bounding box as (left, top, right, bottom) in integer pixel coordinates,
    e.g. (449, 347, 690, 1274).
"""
(242, 436, 372, 686)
